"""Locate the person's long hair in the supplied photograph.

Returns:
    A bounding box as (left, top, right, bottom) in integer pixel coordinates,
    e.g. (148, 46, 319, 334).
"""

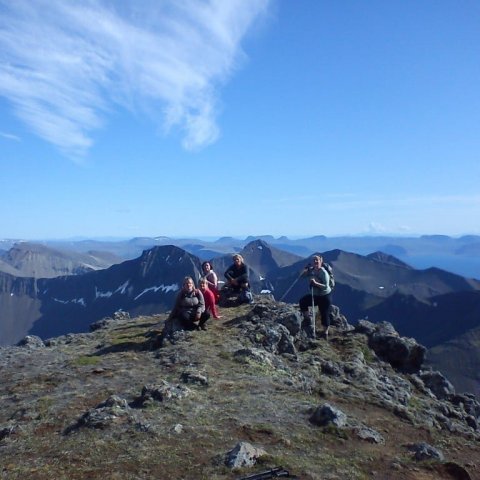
(232, 254, 244, 264)
(202, 261, 212, 271)
(182, 276, 195, 288)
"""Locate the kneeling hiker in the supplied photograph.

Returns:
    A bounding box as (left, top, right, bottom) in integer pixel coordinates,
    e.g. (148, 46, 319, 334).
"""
(299, 255, 332, 339)
(198, 277, 221, 328)
(160, 277, 205, 343)
(224, 254, 253, 304)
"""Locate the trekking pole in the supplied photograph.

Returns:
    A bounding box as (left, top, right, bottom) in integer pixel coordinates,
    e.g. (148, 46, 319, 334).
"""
(311, 286, 316, 338)
(279, 271, 303, 301)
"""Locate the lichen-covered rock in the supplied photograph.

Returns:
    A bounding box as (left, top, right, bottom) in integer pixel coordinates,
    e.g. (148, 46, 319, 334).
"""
(321, 360, 343, 377)
(17, 335, 45, 349)
(329, 305, 353, 331)
(419, 370, 455, 400)
(66, 395, 133, 432)
(181, 370, 209, 386)
(243, 322, 296, 356)
(356, 321, 426, 373)
(310, 403, 347, 427)
(354, 426, 385, 444)
(113, 310, 130, 321)
(90, 317, 116, 331)
(233, 348, 274, 366)
(248, 302, 302, 337)
(407, 442, 444, 461)
(225, 441, 267, 468)
(0, 424, 18, 441)
(450, 393, 480, 419)
(139, 381, 191, 404)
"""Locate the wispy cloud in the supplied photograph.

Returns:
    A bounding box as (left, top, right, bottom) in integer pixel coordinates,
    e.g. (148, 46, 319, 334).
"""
(0, 131, 20, 141)
(364, 222, 412, 234)
(0, 0, 270, 156)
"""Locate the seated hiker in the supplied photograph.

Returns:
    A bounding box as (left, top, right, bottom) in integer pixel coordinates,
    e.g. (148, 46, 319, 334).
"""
(201, 261, 220, 303)
(299, 255, 332, 339)
(224, 254, 253, 304)
(167, 276, 205, 331)
(198, 278, 221, 328)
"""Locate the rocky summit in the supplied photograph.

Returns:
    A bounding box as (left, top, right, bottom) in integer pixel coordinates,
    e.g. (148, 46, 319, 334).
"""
(0, 297, 479, 480)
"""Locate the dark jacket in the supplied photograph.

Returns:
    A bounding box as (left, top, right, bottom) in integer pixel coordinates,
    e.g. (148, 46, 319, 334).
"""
(224, 263, 249, 284)
(169, 288, 205, 319)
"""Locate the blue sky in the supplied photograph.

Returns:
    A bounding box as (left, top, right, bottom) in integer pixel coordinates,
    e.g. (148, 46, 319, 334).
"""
(1, 0, 479, 240)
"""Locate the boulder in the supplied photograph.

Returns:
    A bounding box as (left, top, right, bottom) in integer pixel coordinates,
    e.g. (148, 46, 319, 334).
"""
(66, 395, 133, 432)
(139, 381, 191, 404)
(419, 370, 455, 400)
(310, 403, 347, 427)
(407, 442, 444, 461)
(181, 370, 209, 386)
(225, 441, 267, 468)
(354, 426, 385, 444)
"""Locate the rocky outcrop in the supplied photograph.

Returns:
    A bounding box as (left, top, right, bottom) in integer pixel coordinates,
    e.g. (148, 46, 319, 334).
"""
(356, 320, 426, 372)
(419, 370, 456, 399)
(16, 335, 45, 349)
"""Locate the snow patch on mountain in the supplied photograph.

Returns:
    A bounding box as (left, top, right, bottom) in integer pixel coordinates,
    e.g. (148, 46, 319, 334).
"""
(134, 284, 179, 301)
(53, 297, 86, 307)
(115, 281, 129, 294)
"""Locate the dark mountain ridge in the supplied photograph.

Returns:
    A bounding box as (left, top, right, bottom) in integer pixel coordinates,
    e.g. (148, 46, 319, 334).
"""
(0, 245, 202, 345)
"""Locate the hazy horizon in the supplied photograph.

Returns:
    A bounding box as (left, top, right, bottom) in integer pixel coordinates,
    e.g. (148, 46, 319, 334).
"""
(2, 232, 480, 243)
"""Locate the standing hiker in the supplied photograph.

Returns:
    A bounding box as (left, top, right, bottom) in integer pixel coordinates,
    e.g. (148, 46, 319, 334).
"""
(299, 255, 332, 339)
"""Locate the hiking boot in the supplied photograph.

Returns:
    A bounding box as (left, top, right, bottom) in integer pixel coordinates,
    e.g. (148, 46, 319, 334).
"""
(322, 327, 330, 341)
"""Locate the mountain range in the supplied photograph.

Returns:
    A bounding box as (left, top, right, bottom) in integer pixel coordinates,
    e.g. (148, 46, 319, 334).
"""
(2, 233, 480, 277)
(1, 239, 480, 396)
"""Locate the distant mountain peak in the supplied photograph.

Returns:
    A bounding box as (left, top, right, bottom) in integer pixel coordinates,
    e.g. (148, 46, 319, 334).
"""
(366, 251, 412, 268)
(243, 239, 270, 248)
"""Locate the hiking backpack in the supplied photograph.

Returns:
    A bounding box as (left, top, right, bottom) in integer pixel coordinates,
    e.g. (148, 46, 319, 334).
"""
(322, 262, 335, 289)
(239, 289, 254, 304)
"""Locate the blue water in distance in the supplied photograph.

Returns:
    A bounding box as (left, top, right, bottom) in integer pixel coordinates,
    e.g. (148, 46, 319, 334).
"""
(398, 254, 480, 280)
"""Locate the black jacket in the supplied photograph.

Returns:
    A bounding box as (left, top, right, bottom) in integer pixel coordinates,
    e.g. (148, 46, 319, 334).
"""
(224, 263, 249, 284)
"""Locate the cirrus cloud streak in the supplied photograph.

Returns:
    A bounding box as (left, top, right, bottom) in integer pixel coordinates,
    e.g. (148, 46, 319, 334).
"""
(0, 0, 269, 156)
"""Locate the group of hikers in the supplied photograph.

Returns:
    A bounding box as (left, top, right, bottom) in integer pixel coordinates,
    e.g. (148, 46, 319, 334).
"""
(161, 253, 332, 341)
(164, 254, 252, 334)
